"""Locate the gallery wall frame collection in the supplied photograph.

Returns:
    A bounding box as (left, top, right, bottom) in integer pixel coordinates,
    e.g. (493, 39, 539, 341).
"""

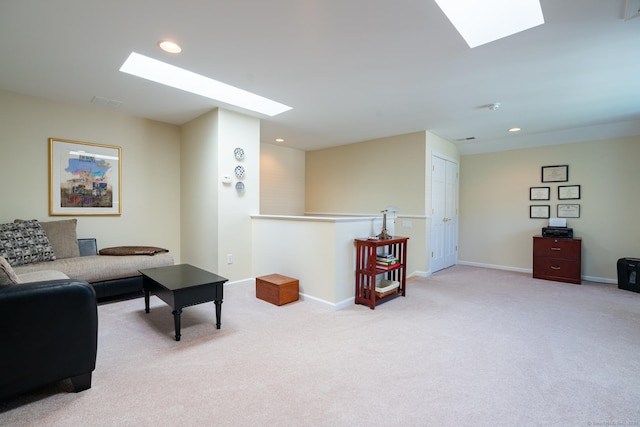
(529, 165, 581, 219)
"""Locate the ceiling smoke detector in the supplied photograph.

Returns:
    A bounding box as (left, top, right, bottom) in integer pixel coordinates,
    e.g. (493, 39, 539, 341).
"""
(488, 102, 501, 111)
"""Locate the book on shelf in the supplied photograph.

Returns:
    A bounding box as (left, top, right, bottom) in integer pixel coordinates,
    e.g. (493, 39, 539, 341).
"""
(376, 262, 400, 270)
(376, 258, 398, 265)
(377, 253, 395, 260)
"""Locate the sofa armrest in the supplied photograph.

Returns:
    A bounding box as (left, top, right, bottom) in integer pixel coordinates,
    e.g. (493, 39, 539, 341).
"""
(0, 280, 98, 400)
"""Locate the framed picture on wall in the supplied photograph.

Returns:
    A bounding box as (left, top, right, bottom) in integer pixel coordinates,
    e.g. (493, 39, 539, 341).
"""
(530, 186, 550, 200)
(558, 185, 580, 200)
(541, 165, 568, 182)
(558, 204, 580, 218)
(530, 205, 550, 219)
(49, 138, 122, 216)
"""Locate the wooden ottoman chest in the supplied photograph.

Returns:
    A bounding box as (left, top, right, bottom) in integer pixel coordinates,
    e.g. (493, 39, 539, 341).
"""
(256, 274, 299, 306)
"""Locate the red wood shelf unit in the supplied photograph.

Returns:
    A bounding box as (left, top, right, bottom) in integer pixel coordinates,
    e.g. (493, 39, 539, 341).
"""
(355, 236, 409, 309)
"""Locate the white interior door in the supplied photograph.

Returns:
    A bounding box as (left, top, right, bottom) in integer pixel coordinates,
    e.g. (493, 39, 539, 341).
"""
(430, 155, 459, 273)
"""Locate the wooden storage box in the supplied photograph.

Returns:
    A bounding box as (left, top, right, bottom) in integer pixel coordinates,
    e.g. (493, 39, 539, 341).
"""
(256, 274, 299, 306)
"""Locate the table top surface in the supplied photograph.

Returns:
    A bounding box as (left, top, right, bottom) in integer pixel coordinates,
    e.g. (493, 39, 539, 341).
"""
(139, 264, 228, 291)
(354, 236, 409, 245)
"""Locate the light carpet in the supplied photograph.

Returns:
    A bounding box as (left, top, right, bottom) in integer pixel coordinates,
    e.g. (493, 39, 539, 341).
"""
(1, 265, 640, 426)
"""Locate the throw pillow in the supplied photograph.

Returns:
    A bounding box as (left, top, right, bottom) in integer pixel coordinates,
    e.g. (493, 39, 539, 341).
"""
(99, 246, 169, 256)
(0, 256, 19, 285)
(14, 219, 79, 259)
(0, 220, 56, 266)
(40, 219, 80, 259)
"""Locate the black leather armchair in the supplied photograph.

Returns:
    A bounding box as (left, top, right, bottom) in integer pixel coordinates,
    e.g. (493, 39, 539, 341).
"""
(0, 280, 98, 400)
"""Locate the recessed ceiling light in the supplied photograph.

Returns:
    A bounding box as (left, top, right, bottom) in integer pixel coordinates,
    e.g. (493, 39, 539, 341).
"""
(275, 138, 284, 143)
(119, 52, 292, 117)
(509, 127, 521, 132)
(158, 40, 182, 54)
(434, 0, 544, 48)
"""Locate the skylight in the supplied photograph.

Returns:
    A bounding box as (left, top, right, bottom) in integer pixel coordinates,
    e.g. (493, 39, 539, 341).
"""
(434, 0, 544, 48)
(119, 52, 292, 117)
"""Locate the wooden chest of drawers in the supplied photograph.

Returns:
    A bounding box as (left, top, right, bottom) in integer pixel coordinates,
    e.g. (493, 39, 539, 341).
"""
(533, 236, 582, 284)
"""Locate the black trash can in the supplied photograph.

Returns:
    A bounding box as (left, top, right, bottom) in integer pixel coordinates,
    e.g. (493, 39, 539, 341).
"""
(617, 258, 640, 293)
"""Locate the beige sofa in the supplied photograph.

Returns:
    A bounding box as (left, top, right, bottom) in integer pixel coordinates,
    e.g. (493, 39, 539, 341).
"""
(1, 219, 173, 301)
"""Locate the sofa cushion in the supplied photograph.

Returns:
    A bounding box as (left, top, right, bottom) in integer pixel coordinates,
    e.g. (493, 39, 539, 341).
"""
(0, 220, 56, 266)
(0, 256, 19, 285)
(17, 270, 70, 283)
(14, 219, 80, 259)
(13, 252, 174, 283)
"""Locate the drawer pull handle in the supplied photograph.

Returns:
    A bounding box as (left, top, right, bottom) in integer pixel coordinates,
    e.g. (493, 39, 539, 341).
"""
(551, 266, 561, 270)
(551, 247, 561, 251)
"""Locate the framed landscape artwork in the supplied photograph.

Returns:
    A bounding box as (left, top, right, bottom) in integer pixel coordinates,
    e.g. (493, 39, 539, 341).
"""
(49, 138, 121, 215)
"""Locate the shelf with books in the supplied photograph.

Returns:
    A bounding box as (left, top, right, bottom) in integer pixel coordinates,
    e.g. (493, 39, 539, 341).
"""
(354, 236, 409, 309)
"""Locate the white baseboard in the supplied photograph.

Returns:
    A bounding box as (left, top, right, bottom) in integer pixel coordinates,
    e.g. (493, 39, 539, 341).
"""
(458, 260, 531, 274)
(408, 270, 430, 278)
(299, 292, 354, 310)
(457, 261, 616, 284)
(582, 275, 617, 284)
(224, 278, 255, 287)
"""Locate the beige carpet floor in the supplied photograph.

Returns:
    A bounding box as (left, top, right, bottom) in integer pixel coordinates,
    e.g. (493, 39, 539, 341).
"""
(1, 265, 640, 426)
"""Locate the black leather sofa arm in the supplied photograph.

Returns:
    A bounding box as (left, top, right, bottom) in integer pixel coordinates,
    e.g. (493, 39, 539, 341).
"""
(0, 280, 98, 400)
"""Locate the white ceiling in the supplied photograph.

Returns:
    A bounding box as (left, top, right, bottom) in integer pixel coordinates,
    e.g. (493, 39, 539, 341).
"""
(1, 0, 639, 154)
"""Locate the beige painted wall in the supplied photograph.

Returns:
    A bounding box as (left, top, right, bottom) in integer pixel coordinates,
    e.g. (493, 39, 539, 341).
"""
(181, 109, 260, 281)
(304, 131, 459, 277)
(0, 90, 181, 259)
(459, 135, 640, 282)
(180, 110, 219, 271)
(217, 109, 260, 281)
(306, 131, 426, 215)
(260, 143, 305, 215)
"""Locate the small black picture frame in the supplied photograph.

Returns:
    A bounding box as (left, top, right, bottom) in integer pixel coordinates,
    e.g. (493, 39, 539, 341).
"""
(530, 186, 550, 200)
(558, 185, 580, 200)
(530, 205, 550, 219)
(558, 204, 580, 218)
(541, 165, 568, 182)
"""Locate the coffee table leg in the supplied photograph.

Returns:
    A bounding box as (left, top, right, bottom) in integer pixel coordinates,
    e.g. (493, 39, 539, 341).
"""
(215, 300, 222, 329)
(144, 289, 150, 313)
(172, 308, 182, 341)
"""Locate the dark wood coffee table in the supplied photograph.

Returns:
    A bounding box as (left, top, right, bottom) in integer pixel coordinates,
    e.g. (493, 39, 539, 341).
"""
(139, 264, 228, 341)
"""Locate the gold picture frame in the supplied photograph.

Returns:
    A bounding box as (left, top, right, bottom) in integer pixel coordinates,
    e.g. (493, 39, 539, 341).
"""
(49, 138, 121, 215)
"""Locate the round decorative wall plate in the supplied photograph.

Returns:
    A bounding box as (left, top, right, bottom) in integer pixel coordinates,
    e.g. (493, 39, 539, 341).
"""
(234, 147, 245, 160)
(235, 181, 245, 192)
(234, 165, 245, 179)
